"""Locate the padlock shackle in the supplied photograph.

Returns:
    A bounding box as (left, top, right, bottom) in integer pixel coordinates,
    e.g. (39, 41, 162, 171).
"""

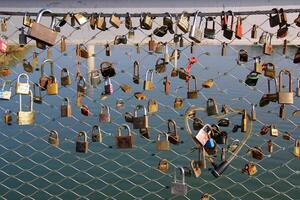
(77, 131, 87, 142)
(1, 80, 11, 91)
(49, 130, 58, 138)
(227, 10, 234, 30)
(148, 98, 157, 106)
(36, 9, 55, 29)
(270, 8, 280, 17)
(191, 10, 200, 31)
(133, 61, 140, 77)
(205, 16, 215, 30)
(101, 105, 110, 114)
(100, 61, 114, 71)
(187, 75, 197, 92)
(207, 98, 216, 106)
(19, 89, 33, 112)
(33, 83, 41, 97)
(157, 132, 168, 141)
(267, 77, 278, 93)
(61, 67, 70, 77)
(279, 69, 293, 92)
(77, 76, 86, 87)
(92, 125, 101, 135)
(134, 105, 147, 117)
(145, 69, 154, 81)
(117, 124, 131, 136)
(167, 119, 177, 134)
(104, 77, 112, 85)
(156, 58, 164, 65)
(17, 73, 29, 84)
(174, 166, 185, 183)
(41, 59, 55, 76)
(62, 97, 70, 105)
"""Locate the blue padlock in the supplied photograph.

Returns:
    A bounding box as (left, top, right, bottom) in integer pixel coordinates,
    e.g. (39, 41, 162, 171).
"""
(206, 138, 215, 148)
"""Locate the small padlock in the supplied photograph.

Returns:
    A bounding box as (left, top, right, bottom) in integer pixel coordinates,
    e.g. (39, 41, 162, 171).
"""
(60, 36, 66, 53)
(133, 105, 148, 129)
(23, 13, 31, 27)
(251, 104, 256, 121)
(40, 59, 55, 91)
(187, 75, 198, 99)
(105, 42, 112, 56)
(48, 130, 59, 146)
(1, 17, 7, 32)
(254, 57, 263, 74)
(174, 97, 183, 109)
(81, 105, 90, 116)
(139, 128, 150, 139)
(279, 104, 286, 119)
(76, 131, 88, 153)
(61, 68, 72, 86)
(33, 83, 42, 104)
(97, 13, 106, 31)
(221, 42, 227, 56)
(283, 39, 288, 55)
(148, 98, 158, 114)
(133, 61, 140, 84)
(206, 98, 218, 116)
(242, 162, 257, 176)
(269, 8, 281, 27)
(278, 69, 293, 104)
(61, 98, 72, 117)
(241, 109, 247, 133)
(148, 35, 157, 52)
(116, 99, 125, 110)
(270, 124, 279, 137)
(177, 11, 190, 33)
(163, 76, 170, 95)
(195, 124, 212, 147)
(115, 124, 134, 148)
(251, 24, 257, 39)
(171, 166, 188, 196)
(90, 69, 101, 88)
(263, 63, 276, 79)
(239, 49, 248, 62)
(250, 147, 264, 160)
(104, 77, 113, 95)
(3, 110, 12, 125)
(190, 160, 201, 178)
(77, 76, 87, 96)
(91, 125, 102, 143)
(19, 27, 27, 47)
(144, 69, 154, 91)
(297, 78, 300, 97)
(263, 33, 273, 55)
(15, 73, 30, 95)
(140, 12, 153, 30)
(167, 119, 180, 145)
(158, 159, 169, 173)
(156, 132, 170, 151)
(267, 140, 273, 153)
(259, 32, 267, 44)
(46, 75, 59, 95)
(99, 105, 111, 123)
(221, 148, 226, 161)
(193, 117, 204, 130)
(294, 139, 300, 157)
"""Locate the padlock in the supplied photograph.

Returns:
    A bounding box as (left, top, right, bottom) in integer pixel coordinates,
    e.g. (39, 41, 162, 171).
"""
(251, 24, 257, 39)
(153, 25, 168, 38)
(217, 118, 230, 127)
(148, 35, 157, 52)
(47, 76, 58, 95)
(177, 11, 190, 33)
(105, 42, 111, 56)
(61, 68, 72, 86)
(99, 105, 111, 123)
(270, 124, 279, 137)
(250, 147, 264, 160)
(280, 8, 288, 25)
(40, 59, 55, 91)
(23, 60, 34, 73)
(187, 75, 198, 99)
(241, 109, 247, 133)
(206, 98, 218, 116)
(48, 130, 59, 146)
(15, 73, 30, 95)
(164, 43, 169, 64)
(294, 48, 300, 63)
(17, 90, 35, 125)
(221, 147, 226, 161)
(60, 36, 66, 53)
(167, 119, 180, 145)
(70, 13, 76, 27)
(100, 61, 116, 78)
(76, 44, 89, 58)
(23, 12, 31, 27)
(155, 42, 164, 54)
(47, 48, 52, 59)
(259, 31, 267, 44)
(190, 160, 201, 178)
(239, 49, 248, 62)
(263, 63, 276, 79)
(158, 159, 169, 173)
(89, 13, 96, 30)
(0, 81, 12, 100)
(155, 58, 166, 73)
(133, 61, 140, 84)
(190, 42, 195, 54)
(140, 12, 153, 30)
(254, 57, 263, 74)
(199, 147, 207, 169)
(120, 84, 132, 93)
(294, 139, 300, 157)
(221, 42, 227, 56)
(148, 98, 158, 114)
(124, 112, 134, 123)
(128, 29, 135, 39)
(163, 12, 174, 34)
(215, 130, 227, 145)
(260, 125, 271, 135)
(77, 76, 87, 96)
(282, 132, 291, 140)
(171, 166, 188, 196)
(171, 49, 179, 77)
(90, 69, 101, 88)
(61, 97, 72, 117)
(267, 140, 273, 153)
(27, 9, 58, 46)
(242, 162, 257, 176)
(156, 132, 170, 151)
(174, 97, 183, 109)
(3, 110, 12, 125)
(0, 68, 11, 76)
(114, 35, 127, 45)
(221, 104, 230, 114)
(133, 105, 148, 129)
(134, 92, 146, 100)
(269, 8, 281, 27)
(19, 27, 27, 47)
(125, 12, 132, 30)
(279, 104, 286, 119)
(104, 77, 113, 95)
(32, 52, 38, 68)
(110, 13, 121, 28)
(251, 104, 256, 121)
(76, 131, 88, 153)
(97, 13, 106, 31)
(115, 124, 134, 148)
(202, 79, 214, 88)
(163, 76, 171, 95)
(136, 43, 140, 54)
(278, 69, 293, 104)
(74, 12, 88, 25)
(33, 83, 42, 104)
(144, 69, 154, 91)
(91, 125, 102, 143)
(228, 139, 240, 153)
(221, 11, 228, 30)
(263, 33, 273, 55)
(189, 10, 203, 43)
(204, 17, 216, 39)
(245, 71, 259, 86)
(201, 193, 210, 200)
(195, 124, 212, 147)
(116, 99, 125, 110)
(223, 10, 234, 40)
(297, 79, 300, 97)
(277, 24, 288, 39)
(81, 105, 90, 116)
(283, 39, 288, 55)
(193, 117, 204, 130)
(235, 16, 243, 39)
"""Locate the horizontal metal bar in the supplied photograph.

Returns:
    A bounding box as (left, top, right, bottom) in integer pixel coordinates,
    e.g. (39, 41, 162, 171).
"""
(0, 8, 299, 18)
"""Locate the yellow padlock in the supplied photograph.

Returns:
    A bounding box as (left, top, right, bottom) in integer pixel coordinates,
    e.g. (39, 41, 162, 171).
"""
(47, 76, 59, 95)
(294, 139, 300, 157)
(148, 98, 158, 113)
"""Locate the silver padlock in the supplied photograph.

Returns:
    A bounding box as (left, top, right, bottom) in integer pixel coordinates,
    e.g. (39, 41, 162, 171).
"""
(189, 10, 202, 43)
(171, 166, 188, 196)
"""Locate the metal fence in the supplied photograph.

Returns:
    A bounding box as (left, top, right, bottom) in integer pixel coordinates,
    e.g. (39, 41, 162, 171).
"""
(0, 10, 300, 200)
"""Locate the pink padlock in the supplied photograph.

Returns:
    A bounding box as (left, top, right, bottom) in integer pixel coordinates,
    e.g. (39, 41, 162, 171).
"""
(0, 38, 7, 53)
(104, 77, 113, 95)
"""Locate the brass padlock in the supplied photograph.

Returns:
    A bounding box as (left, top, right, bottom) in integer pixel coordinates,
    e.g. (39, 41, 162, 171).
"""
(163, 12, 174, 34)
(76, 44, 89, 58)
(278, 69, 293, 104)
(74, 12, 88, 25)
(206, 98, 218, 116)
(140, 12, 153, 30)
(144, 69, 154, 91)
(174, 97, 183, 109)
(115, 124, 134, 148)
(187, 75, 198, 99)
(297, 78, 300, 97)
(190, 160, 201, 178)
(23, 60, 33, 73)
(48, 130, 59, 146)
(134, 92, 146, 100)
(241, 109, 247, 133)
(120, 84, 132, 93)
(263, 63, 276, 79)
(148, 35, 157, 52)
(167, 119, 180, 145)
(17, 90, 35, 125)
(250, 147, 264, 160)
(267, 140, 273, 153)
(1, 17, 7, 32)
(133, 105, 148, 129)
(76, 131, 88, 153)
(16, 73, 30, 95)
(77, 76, 87, 96)
(89, 13, 96, 30)
(33, 83, 42, 104)
(3, 110, 12, 125)
(139, 128, 150, 139)
(97, 13, 106, 31)
(92, 125, 102, 143)
(294, 139, 300, 157)
(156, 132, 170, 151)
(61, 68, 72, 86)
(242, 162, 257, 176)
(254, 57, 263, 74)
(32, 52, 38, 68)
(23, 13, 31, 27)
(60, 36, 66, 53)
(46, 75, 58, 95)
(148, 98, 158, 114)
(259, 31, 267, 44)
(251, 104, 256, 121)
(110, 13, 121, 28)
(270, 124, 279, 137)
(40, 59, 55, 91)
(158, 159, 169, 173)
(133, 61, 140, 84)
(116, 99, 125, 110)
(177, 11, 190, 33)
(202, 79, 214, 88)
(163, 76, 170, 95)
(61, 97, 72, 117)
(155, 58, 166, 73)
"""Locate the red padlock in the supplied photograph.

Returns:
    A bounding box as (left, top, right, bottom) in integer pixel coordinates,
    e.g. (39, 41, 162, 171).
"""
(81, 105, 90, 116)
(0, 38, 7, 53)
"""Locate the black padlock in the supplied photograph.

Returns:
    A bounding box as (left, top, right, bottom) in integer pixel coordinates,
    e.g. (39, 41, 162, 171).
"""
(19, 27, 27, 47)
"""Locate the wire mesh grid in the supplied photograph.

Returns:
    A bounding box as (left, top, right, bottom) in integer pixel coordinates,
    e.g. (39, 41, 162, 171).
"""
(0, 11, 300, 200)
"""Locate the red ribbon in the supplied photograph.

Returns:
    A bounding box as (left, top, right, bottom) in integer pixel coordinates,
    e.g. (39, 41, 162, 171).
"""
(185, 57, 198, 81)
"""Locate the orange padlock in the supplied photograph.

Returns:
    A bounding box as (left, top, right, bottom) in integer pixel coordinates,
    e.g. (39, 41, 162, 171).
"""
(235, 16, 243, 39)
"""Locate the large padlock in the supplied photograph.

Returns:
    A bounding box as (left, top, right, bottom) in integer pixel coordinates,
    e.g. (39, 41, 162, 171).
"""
(294, 139, 300, 157)
(133, 105, 148, 129)
(133, 61, 140, 84)
(17, 90, 35, 125)
(235, 16, 243, 39)
(238, 49, 248, 62)
(140, 12, 153, 30)
(76, 131, 88, 153)
(163, 76, 171, 95)
(61, 97, 72, 117)
(90, 69, 101, 88)
(104, 77, 113, 95)
(148, 98, 158, 114)
(77, 76, 87, 96)
(48, 130, 59, 146)
(297, 79, 300, 97)
(156, 132, 170, 151)
(16, 73, 30, 95)
(91, 125, 102, 143)
(33, 83, 42, 104)
(254, 57, 263, 74)
(174, 97, 183, 109)
(189, 10, 202, 43)
(206, 98, 218, 116)
(109, 13, 121, 28)
(40, 59, 55, 91)
(278, 69, 293, 104)
(171, 166, 188, 196)
(47, 76, 58, 95)
(223, 10, 234, 40)
(0, 81, 12, 100)
(99, 105, 111, 123)
(115, 124, 134, 148)
(100, 61, 116, 78)
(97, 13, 106, 31)
(144, 69, 154, 91)
(158, 159, 169, 173)
(263, 63, 276, 79)
(177, 11, 190, 33)
(155, 58, 166, 73)
(263, 33, 273, 55)
(269, 8, 281, 27)
(204, 17, 216, 39)
(27, 9, 57, 46)
(61, 68, 72, 86)
(167, 119, 180, 145)
(187, 75, 198, 99)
